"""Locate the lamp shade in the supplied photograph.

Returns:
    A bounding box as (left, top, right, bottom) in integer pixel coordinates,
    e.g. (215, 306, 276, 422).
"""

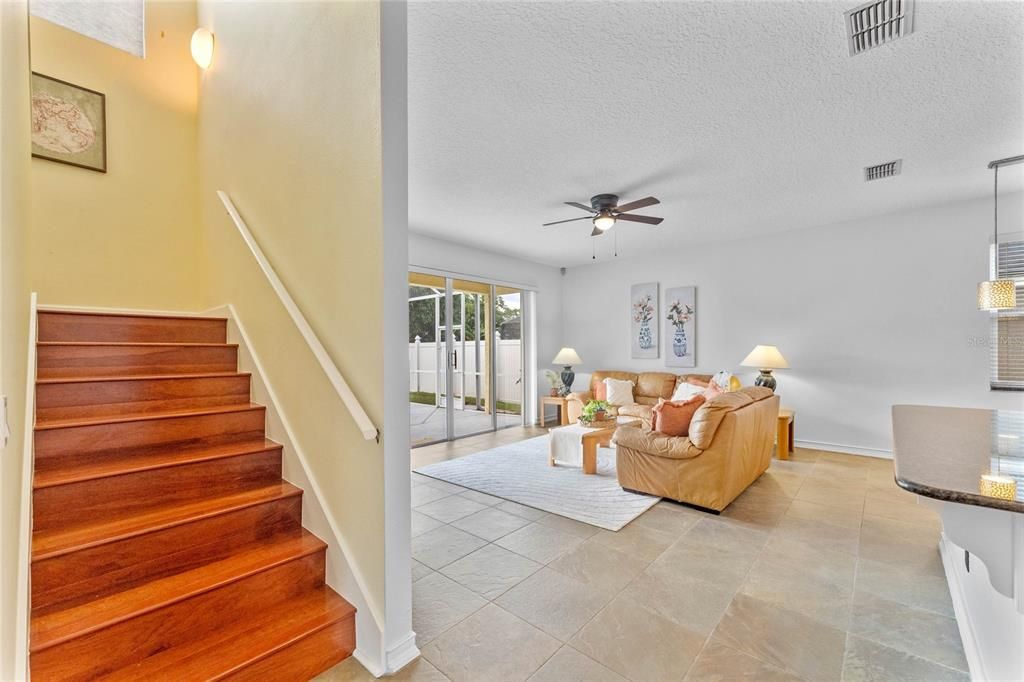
(740, 345, 789, 370)
(552, 347, 582, 366)
(978, 280, 1017, 311)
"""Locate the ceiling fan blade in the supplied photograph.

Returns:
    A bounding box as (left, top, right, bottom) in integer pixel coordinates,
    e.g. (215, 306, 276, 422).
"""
(565, 201, 595, 212)
(614, 196, 660, 214)
(543, 216, 593, 227)
(616, 214, 663, 225)
(591, 226, 604, 237)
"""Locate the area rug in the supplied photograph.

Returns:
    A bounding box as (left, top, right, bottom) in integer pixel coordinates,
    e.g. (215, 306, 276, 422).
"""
(414, 435, 659, 531)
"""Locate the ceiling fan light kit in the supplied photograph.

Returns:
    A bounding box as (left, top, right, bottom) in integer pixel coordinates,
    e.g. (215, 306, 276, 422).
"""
(543, 193, 665, 240)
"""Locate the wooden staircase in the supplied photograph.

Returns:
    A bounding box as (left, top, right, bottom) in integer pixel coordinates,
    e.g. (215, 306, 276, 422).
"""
(29, 310, 355, 680)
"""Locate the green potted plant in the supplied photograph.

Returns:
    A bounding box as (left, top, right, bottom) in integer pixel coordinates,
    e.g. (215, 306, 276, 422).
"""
(543, 370, 563, 397)
(580, 399, 609, 425)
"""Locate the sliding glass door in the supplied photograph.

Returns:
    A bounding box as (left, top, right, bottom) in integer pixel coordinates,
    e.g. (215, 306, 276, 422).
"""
(408, 272, 527, 447)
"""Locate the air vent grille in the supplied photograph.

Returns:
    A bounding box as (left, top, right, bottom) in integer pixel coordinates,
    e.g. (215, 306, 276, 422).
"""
(845, 0, 914, 56)
(865, 159, 902, 181)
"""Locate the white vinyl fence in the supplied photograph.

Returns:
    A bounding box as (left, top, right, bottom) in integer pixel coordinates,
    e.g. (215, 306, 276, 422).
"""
(410, 337, 523, 406)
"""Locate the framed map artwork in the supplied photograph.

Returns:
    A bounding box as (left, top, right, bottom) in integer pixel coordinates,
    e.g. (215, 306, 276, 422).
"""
(31, 73, 107, 173)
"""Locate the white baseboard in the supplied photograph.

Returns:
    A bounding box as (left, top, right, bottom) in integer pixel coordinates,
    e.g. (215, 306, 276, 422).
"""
(385, 631, 421, 675)
(794, 438, 892, 459)
(36, 303, 210, 317)
(939, 533, 985, 681)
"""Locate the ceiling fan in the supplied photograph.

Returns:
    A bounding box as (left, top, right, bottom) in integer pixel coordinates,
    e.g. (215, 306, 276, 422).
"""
(543, 194, 664, 236)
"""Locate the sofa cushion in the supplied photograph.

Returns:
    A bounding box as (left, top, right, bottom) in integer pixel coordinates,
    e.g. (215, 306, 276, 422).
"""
(618, 403, 653, 426)
(637, 372, 677, 400)
(652, 396, 705, 437)
(688, 391, 755, 449)
(613, 425, 703, 460)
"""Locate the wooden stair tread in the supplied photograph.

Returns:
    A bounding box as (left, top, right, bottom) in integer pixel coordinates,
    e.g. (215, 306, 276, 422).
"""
(31, 531, 327, 651)
(36, 402, 265, 430)
(34, 437, 281, 489)
(104, 585, 355, 680)
(37, 371, 250, 385)
(38, 341, 238, 347)
(33, 482, 303, 561)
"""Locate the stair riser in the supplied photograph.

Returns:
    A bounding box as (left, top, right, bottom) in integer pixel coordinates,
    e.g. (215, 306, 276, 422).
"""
(37, 344, 238, 379)
(35, 408, 266, 460)
(33, 450, 283, 533)
(30, 552, 326, 679)
(32, 495, 302, 612)
(37, 375, 252, 422)
(38, 312, 227, 344)
(220, 616, 355, 681)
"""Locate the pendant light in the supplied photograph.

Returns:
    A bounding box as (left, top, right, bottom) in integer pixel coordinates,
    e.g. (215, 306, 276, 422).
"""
(978, 155, 1023, 311)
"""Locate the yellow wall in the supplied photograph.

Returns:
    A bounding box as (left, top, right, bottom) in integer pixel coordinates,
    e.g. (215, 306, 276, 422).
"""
(29, 2, 202, 311)
(196, 0, 387, 620)
(0, 0, 32, 676)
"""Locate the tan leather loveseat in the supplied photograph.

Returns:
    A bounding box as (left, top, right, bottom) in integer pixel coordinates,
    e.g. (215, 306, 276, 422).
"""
(565, 370, 713, 426)
(613, 386, 780, 511)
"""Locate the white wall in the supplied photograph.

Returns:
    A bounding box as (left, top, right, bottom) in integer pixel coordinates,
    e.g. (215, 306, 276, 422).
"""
(408, 232, 565, 415)
(562, 194, 1024, 457)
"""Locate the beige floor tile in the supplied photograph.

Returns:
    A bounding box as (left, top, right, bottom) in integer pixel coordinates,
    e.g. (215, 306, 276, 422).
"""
(767, 458, 816, 476)
(496, 567, 616, 641)
(631, 503, 702, 537)
(854, 556, 953, 617)
(421, 479, 467, 495)
(527, 646, 625, 681)
(318, 656, 448, 682)
(547, 540, 650, 592)
(849, 591, 967, 672)
(451, 507, 532, 541)
(413, 571, 488, 645)
(440, 544, 541, 600)
(535, 512, 601, 539)
(858, 517, 944, 577)
(412, 559, 434, 582)
(495, 522, 584, 563)
(746, 470, 805, 498)
(623, 566, 735, 636)
(740, 554, 854, 631)
(794, 480, 866, 513)
(863, 496, 940, 527)
(713, 593, 847, 681)
(841, 634, 969, 682)
(421, 604, 560, 682)
(758, 534, 858, 591)
(456, 489, 505, 506)
(416, 495, 489, 524)
(784, 498, 863, 530)
(685, 517, 771, 552)
(651, 535, 760, 592)
(587, 521, 678, 561)
(570, 596, 706, 681)
(683, 640, 802, 681)
(494, 500, 552, 522)
(719, 492, 791, 532)
(413, 484, 459, 508)
(412, 525, 489, 570)
(412, 510, 445, 538)
(771, 514, 861, 556)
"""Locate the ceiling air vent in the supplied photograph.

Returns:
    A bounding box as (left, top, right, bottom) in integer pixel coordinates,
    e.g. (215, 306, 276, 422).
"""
(864, 159, 902, 181)
(845, 0, 914, 56)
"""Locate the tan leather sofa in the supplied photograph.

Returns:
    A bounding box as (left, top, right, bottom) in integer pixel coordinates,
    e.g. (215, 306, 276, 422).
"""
(565, 370, 713, 426)
(613, 387, 780, 512)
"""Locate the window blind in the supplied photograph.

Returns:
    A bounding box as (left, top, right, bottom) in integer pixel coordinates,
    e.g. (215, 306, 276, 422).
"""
(991, 240, 1024, 390)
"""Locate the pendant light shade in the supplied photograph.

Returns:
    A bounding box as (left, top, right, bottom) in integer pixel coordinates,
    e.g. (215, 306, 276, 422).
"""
(978, 279, 1017, 311)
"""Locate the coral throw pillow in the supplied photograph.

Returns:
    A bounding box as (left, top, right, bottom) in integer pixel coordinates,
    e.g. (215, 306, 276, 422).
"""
(604, 378, 636, 406)
(652, 395, 706, 437)
(703, 381, 724, 400)
(594, 381, 608, 401)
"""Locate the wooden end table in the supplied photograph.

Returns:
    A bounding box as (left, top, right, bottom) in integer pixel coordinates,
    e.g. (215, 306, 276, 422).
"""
(776, 408, 795, 460)
(539, 396, 569, 427)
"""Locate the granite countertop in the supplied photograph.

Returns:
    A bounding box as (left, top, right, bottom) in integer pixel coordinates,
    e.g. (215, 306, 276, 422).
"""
(891, 405, 1024, 514)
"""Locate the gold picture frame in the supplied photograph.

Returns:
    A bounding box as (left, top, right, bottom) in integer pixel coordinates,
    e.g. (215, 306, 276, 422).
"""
(30, 72, 107, 173)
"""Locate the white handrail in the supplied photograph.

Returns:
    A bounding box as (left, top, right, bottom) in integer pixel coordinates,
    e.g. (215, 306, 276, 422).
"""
(217, 190, 380, 442)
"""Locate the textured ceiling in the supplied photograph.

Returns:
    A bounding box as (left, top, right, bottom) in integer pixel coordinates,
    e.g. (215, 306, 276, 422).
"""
(409, 0, 1024, 266)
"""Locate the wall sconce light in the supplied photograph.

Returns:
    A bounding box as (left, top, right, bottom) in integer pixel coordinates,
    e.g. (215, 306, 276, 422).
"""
(190, 28, 215, 69)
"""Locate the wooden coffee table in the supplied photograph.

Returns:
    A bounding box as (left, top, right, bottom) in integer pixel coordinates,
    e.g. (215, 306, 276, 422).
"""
(549, 419, 639, 474)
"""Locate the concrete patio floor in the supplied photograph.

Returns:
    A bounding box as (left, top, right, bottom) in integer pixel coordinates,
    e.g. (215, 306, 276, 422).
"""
(411, 402, 521, 446)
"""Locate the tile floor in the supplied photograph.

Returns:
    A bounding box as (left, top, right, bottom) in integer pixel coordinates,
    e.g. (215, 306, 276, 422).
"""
(319, 428, 967, 682)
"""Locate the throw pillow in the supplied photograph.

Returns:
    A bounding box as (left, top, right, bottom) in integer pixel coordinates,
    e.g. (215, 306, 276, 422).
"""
(594, 381, 608, 401)
(670, 381, 704, 402)
(604, 377, 636, 406)
(703, 380, 724, 400)
(653, 395, 706, 437)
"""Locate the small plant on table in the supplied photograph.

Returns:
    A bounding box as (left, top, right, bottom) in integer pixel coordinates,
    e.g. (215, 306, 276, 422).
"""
(580, 400, 609, 424)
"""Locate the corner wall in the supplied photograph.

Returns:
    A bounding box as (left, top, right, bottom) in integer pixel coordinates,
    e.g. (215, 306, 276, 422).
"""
(561, 193, 1024, 456)
(0, 0, 31, 677)
(28, 2, 201, 310)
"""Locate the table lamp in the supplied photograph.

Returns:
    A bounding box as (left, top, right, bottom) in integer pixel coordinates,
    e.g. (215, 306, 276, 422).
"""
(740, 345, 789, 391)
(552, 348, 582, 394)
